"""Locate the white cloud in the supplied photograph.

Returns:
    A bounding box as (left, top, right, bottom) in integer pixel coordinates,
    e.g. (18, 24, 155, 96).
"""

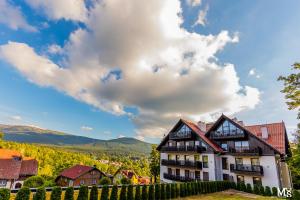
(118, 134, 125, 138)
(193, 4, 209, 27)
(0, 0, 37, 32)
(248, 68, 261, 78)
(81, 126, 93, 131)
(186, 0, 202, 7)
(0, 0, 260, 141)
(10, 115, 22, 121)
(25, 0, 87, 21)
(48, 44, 63, 55)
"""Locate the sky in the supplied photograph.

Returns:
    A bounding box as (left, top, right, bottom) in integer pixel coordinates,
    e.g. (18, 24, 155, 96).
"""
(0, 0, 299, 143)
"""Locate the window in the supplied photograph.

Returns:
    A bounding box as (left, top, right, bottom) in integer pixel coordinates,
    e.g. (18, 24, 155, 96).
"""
(237, 175, 244, 183)
(222, 157, 228, 170)
(203, 172, 209, 181)
(251, 158, 260, 166)
(186, 141, 195, 146)
(223, 174, 229, 181)
(176, 155, 180, 161)
(92, 179, 97, 185)
(80, 180, 85, 185)
(168, 168, 172, 175)
(215, 120, 244, 136)
(185, 170, 190, 178)
(91, 170, 95, 175)
(0, 180, 7, 186)
(195, 171, 201, 180)
(194, 155, 200, 161)
(253, 177, 262, 186)
(221, 143, 228, 151)
(235, 158, 243, 165)
(202, 155, 208, 168)
(176, 169, 180, 176)
(235, 141, 249, 151)
(184, 155, 190, 161)
(168, 154, 172, 160)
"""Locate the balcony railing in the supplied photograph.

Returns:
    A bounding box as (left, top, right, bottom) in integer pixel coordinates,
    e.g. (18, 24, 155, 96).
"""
(210, 131, 245, 139)
(161, 159, 202, 169)
(163, 173, 199, 182)
(161, 146, 206, 153)
(228, 147, 262, 156)
(230, 164, 264, 176)
(169, 131, 192, 140)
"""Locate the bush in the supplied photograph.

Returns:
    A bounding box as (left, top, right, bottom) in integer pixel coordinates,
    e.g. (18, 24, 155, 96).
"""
(100, 185, 109, 200)
(44, 179, 56, 187)
(142, 185, 148, 200)
(246, 184, 252, 193)
(147, 185, 154, 200)
(127, 185, 134, 200)
(0, 188, 10, 200)
(253, 185, 260, 195)
(64, 187, 74, 200)
(259, 185, 265, 196)
(165, 184, 170, 199)
(160, 184, 165, 200)
(50, 186, 62, 200)
(110, 185, 118, 200)
(293, 190, 300, 199)
(272, 187, 277, 196)
(134, 185, 141, 200)
(175, 184, 179, 198)
(24, 176, 45, 188)
(180, 183, 185, 197)
(16, 187, 30, 200)
(33, 187, 46, 200)
(171, 184, 175, 198)
(89, 185, 98, 200)
(264, 186, 271, 196)
(119, 185, 127, 200)
(99, 177, 111, 185)
(121, 177, 132, 185)
(77, 185, 88, 200)
(240, 183, 246, 192)
(154, 184, 160, 200)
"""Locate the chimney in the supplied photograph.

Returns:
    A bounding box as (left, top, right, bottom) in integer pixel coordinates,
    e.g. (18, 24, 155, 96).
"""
(261, 127, 268, 139)
(197, 121, 206, 132)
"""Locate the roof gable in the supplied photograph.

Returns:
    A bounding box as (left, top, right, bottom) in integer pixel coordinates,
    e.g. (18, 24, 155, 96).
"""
(57, 165, 100, 180)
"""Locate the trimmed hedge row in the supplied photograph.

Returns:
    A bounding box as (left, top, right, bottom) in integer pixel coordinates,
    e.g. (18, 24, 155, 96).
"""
(5, 181, 300, 200)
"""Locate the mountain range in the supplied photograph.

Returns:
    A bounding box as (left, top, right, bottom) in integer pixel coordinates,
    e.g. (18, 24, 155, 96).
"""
(0, 124, 152, 156)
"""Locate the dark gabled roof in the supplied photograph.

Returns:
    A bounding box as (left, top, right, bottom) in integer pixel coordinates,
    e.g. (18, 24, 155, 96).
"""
(0, 159, 22, 179)
(56, 165, 102, 180)
(20, 158, 38, 176)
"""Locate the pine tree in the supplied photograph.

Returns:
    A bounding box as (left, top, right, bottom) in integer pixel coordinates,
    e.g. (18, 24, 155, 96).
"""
(101, 185, 109, 200)
(119, 185, 127, 200)
(134, 185, 141, 200)
(90, 185, 98, 200)
(179, 184, 185, 197)
(64, 187, 74, 200)
(127, 185, 134, 200)
(154, 184, 160, 200)
(0, 188, 10, 200)
(160, 184, 166, 200)
(147, 185, 154, 200)
(110, 185, 118, 200)
(33, 187, 46, 200)
(259, 186, 265, 196)
(50, 186, 62, 200)
(171, 184, 175, 199)
(142, 185, 148, 200)
(165, 184, 170, 199)
(253, 185, 260, 195)
(246, 184, 252, 193)
(16, 187, 31, 200)
(77, 185, 88, 200)
(264, 186, 271, 196)
(272, 187, 277, 196)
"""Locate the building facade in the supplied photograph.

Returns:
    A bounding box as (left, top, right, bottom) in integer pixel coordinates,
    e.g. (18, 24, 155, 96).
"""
(157, 114, 292, 189)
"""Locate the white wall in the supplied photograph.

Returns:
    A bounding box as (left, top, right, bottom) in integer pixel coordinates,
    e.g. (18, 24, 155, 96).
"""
(201, 153, 216, 181)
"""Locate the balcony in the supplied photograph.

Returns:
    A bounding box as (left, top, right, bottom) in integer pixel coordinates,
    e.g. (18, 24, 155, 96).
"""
(230, 164, 264, 176)
(161, 159, 202, 169)
(169, 131, 192, 140)
(161, 146, 206, 153)
(228, 147, 262, 156)
(210, 131, 245, 140)
(163, 173, 198, 182)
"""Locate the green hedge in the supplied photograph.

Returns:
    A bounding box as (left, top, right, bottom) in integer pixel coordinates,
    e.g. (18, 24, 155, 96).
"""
(134, 185, 141, 200)
(110, 185, 118, 200)
(65, 187, 74, 200)
(127, 185, 134, 200)
(33, 187, 46, 200)
(90, 185, 98, 200)
(24, 176, 45, 188)
(141, 185, 148, 200)
(154, 184, 160, 200)
(119, 185, 127, 200)
(100, 185, 109, 200)
(50, 186, 62, 200)
(148, 184, 154, 200)
(77, 185, 88, 200)
(16, 187, 30, 200)
(0, 188, 10, 200)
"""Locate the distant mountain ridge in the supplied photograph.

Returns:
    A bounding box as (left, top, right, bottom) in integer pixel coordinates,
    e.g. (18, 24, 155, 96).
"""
(0, 124, 152, 156)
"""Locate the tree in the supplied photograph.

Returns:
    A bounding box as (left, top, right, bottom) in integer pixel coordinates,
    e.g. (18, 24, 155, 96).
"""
(148, 184, 154, 200)
(99, 177, 111, 185)
(142, 185, 148, 200)
(110, 185, 118, 200)
(90, 185, 98, 200)
(119, 185, 127, 200)
(24, 176, 45, 188)
(50, 186, 62, 200)
(134, 185, 141, 200)
(0, 188, 10, 200)
(77, 185, 88, 200)
(127, 185, 134, 200)
(154, 184, 160, 200)
(100, 185, 109, 200)
(64, 187, 74, 200)
(33, 187, 46, 200)
(0, 132, 4, 141)
(149, 145, 160, 183)
(16, 187, 30, 200)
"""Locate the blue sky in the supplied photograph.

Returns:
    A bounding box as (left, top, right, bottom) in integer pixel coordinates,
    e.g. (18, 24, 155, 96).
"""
(0, 0, 299, 143)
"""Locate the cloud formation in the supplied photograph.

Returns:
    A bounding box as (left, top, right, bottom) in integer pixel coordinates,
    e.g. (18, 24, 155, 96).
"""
(186, 0, 202, 7)
(81, 126, 93, 131)
(10, 115, 22, 121)
(0, 0, 37, 32)
(193, 4, 209, 27)
(248, 68, 261, 78)
(0, 0, 260, 140)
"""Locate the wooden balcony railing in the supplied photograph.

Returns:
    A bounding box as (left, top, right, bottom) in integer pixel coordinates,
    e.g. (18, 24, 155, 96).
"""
(230, 164, 264, 176)
(161, 159, 202, 169)
(160, 146, 206, 153)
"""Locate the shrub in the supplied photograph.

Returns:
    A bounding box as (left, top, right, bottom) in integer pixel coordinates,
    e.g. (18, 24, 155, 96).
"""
(246, 183, 252, 193)
(90, 185, 98, 200)
(264, 186, 271, 196)
(134, 185, 141, 200)
(272, 187, 277, 196)
(259, 185, 265, 196)
(64, 187, 74, 200)
(160, 184, 165, 200)
(16, 187, 30, 200)
(179, 183, 185, 197)
(293, 190, 300, 199)
(119, 185, 127, 200)
(0, 188, 10, 200)
(127, 185, 134, 200)
(121, 177, 132, 185)
(50, 186, 62, 200)
(240, 183, 246, 192)
(154, 184, 160, 200)
(253, 185, 260, 195)
(165, 184, 170, 199)
(33, 187, 46, 200)
(44, 179, 56, 187)
(77, 185, 88, 200)
(175, 184, 179, 198)
(99, 177, 111, 185)
(147, 185, 154, 200)
(110, 185, 118, 200)
(101, 185, 109, 200)
(171, 184, 175, 198)
(142, 185, 148, 200)
(24, 176, 45, 188)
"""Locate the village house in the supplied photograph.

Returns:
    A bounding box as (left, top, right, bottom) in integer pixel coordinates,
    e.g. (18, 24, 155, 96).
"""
(157, 114, 292, 189)
(55, 164, 106, 187)
(0, 149, 38, 189)
(113, 169, 139, 184)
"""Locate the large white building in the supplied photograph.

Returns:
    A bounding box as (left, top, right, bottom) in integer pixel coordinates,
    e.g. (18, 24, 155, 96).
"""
(157, 114, 292, 189)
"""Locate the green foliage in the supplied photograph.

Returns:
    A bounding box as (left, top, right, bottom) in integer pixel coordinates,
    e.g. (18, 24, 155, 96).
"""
(99, 177, 111, 185)
(179, 183, 185, 197)
(64, 187, 74, 200)
(16, 187, 30, 200)
(134, 185, 141, 200)
(154, 184, 160, 200)
(77, 185, 88, 200)
(147, 185, 154, 200)
(149, 145, 160, 183)
(272, 187, 277, 196)
(246, 183, 252, 193)
(24, 176, 45, 188)
(127, 185, 134, 200)
(120, 177, 132, 185)
(100, 185, 109, 200)
(293, 189, 300, 199)
(119, 185, 127, 200)
(253, 185, 260, 195)
(165, 184, 170, 199)
(259, 185, 265, 196)
(187, 183, 192, 196)
(50, 186, 62, 200)
(175, 184, 179, 198)
(110, 185, 118, 200)
(160, 184, 165, 200)
(33, 187, 46, 200)
(171, 184, 175, 198)
(90, 185, 98, 200)
(264, 186, 271, 196)
(0, 188, 10, 200)
(240, 183, 246, 192)
(142, 185, 148, 200)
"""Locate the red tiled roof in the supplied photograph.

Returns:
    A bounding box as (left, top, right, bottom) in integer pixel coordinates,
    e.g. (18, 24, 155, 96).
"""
(0, 149, 22, 159)
(58, 165, 94, 180)
(245, 122, 286, 154)
(120, 170, 137, 179)
(20, 159, 38, 176)
(0, 159, 22, 179)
